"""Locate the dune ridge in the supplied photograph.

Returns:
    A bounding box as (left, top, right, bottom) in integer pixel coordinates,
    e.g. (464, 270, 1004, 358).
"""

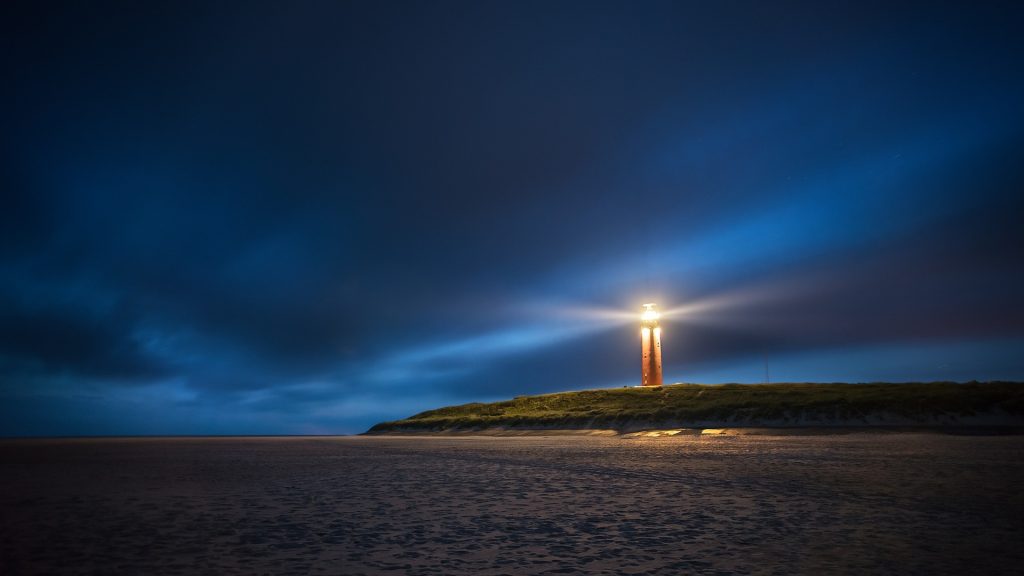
(367, 382, 1024, 435)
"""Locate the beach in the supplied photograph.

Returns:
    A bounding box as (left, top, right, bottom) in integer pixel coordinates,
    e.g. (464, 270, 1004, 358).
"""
(1, 434, 1022, 575)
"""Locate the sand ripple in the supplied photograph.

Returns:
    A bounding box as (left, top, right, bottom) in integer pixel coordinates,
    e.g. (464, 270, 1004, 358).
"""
(1, 435, 1022, 575)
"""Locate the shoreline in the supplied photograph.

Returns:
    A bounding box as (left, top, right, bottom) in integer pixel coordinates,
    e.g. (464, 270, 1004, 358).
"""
(364, 425, 1024, 437)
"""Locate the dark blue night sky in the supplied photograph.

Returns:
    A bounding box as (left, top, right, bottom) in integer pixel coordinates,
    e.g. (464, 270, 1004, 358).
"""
(2, 1, 1023, 435)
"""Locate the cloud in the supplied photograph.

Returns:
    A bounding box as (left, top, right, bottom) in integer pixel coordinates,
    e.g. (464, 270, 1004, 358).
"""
(2, 1, 1023, 434)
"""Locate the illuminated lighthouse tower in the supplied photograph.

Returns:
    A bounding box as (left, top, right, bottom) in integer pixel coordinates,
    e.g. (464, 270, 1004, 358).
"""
(640, 303, 663, 386)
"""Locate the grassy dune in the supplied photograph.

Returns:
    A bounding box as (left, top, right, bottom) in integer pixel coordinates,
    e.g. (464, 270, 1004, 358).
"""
(367, 382, 1024, 433)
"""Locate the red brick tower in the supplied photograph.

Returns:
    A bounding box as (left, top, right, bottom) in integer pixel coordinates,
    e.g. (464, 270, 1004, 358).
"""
(640, 303, 663, 386)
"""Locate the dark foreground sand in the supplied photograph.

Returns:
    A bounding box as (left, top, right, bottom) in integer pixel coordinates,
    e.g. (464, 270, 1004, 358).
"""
(1, 435, 1022, 575)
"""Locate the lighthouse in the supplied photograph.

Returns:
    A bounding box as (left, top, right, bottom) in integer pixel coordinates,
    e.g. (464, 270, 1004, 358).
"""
(640, 303, 663, 386)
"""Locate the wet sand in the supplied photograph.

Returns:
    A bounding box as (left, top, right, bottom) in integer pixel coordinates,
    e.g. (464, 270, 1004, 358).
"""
(1, 435, 1022, 575)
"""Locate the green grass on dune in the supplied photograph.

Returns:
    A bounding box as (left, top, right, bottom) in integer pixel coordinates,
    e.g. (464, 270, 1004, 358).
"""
(368, 382, 1024, 432)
